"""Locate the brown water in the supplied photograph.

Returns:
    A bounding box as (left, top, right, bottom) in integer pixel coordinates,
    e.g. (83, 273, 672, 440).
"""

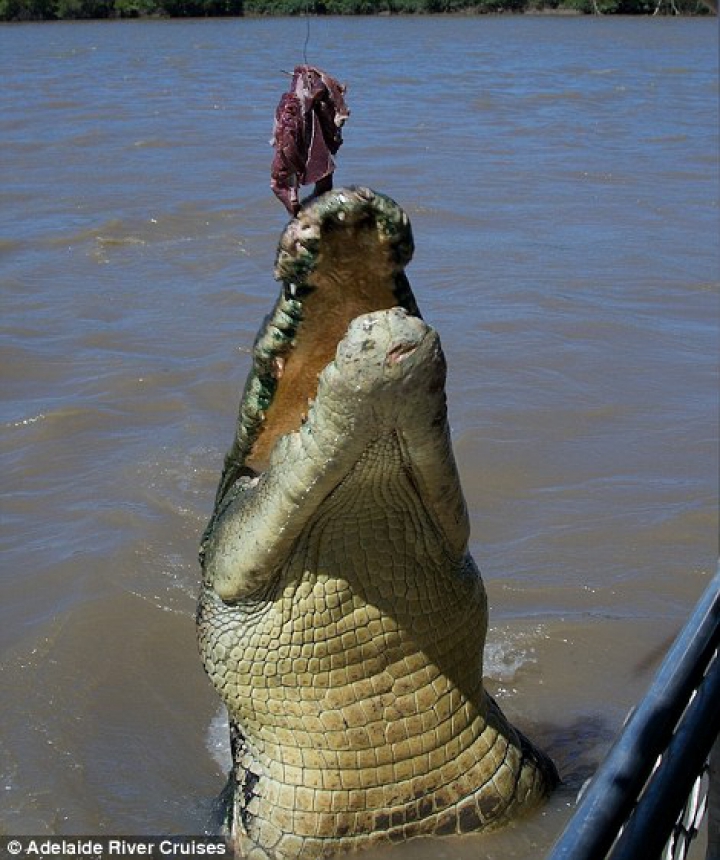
(1, 15, 718, 858)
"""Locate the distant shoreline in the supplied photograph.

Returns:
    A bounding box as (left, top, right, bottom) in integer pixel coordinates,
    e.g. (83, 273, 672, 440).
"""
(0, 6, 717, 18)
(0, 0, 714, 20)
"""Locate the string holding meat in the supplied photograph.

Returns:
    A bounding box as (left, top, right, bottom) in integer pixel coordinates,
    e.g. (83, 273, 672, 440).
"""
(270, 66, 350, 216)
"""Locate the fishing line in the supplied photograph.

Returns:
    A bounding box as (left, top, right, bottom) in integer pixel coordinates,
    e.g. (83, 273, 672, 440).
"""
(302, 0, 311, 64)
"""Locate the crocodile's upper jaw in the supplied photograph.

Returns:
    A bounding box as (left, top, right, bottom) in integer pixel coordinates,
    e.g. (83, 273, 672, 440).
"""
(203, 306, 469, 602)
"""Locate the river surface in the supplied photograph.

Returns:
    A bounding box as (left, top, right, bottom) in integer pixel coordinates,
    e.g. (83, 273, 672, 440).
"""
(1, 13, 718, 858)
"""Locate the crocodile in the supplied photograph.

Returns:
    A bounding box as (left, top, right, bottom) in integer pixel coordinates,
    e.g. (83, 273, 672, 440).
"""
(197, 187, 559, 860)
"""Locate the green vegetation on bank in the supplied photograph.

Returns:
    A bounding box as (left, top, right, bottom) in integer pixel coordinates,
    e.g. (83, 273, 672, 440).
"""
(0, 0, 711, 21)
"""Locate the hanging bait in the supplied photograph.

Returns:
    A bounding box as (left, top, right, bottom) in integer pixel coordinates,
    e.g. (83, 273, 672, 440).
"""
(270, 66, 350, 216)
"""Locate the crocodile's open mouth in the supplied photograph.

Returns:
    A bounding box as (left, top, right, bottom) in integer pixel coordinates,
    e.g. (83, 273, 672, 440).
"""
(215, 187, 421, 506)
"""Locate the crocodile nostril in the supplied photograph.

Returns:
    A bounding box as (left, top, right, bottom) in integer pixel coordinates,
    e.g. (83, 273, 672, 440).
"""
(387, 341, 418, 364)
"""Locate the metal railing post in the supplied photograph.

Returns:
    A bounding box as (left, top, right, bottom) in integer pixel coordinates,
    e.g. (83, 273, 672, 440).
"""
(546, 565, 720, 860)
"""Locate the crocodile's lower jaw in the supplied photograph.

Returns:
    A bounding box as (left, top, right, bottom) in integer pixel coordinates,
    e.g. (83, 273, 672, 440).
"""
(198, 189, 558, 859)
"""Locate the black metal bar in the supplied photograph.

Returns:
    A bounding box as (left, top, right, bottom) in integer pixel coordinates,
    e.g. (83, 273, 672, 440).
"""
(707, 738, 720, 860)
(609, 649, 720, 860)
(546, 565, 720, 860)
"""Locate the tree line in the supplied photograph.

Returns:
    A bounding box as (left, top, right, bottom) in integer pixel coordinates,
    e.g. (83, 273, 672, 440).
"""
(0, 0, 711, 22)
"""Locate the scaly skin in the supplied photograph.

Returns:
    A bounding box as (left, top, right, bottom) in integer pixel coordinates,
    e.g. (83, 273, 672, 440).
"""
(197, 188, 558, 859)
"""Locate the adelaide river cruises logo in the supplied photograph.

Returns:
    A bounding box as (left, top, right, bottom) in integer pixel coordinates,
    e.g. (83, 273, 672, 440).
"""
(1, 837, 230, 859)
